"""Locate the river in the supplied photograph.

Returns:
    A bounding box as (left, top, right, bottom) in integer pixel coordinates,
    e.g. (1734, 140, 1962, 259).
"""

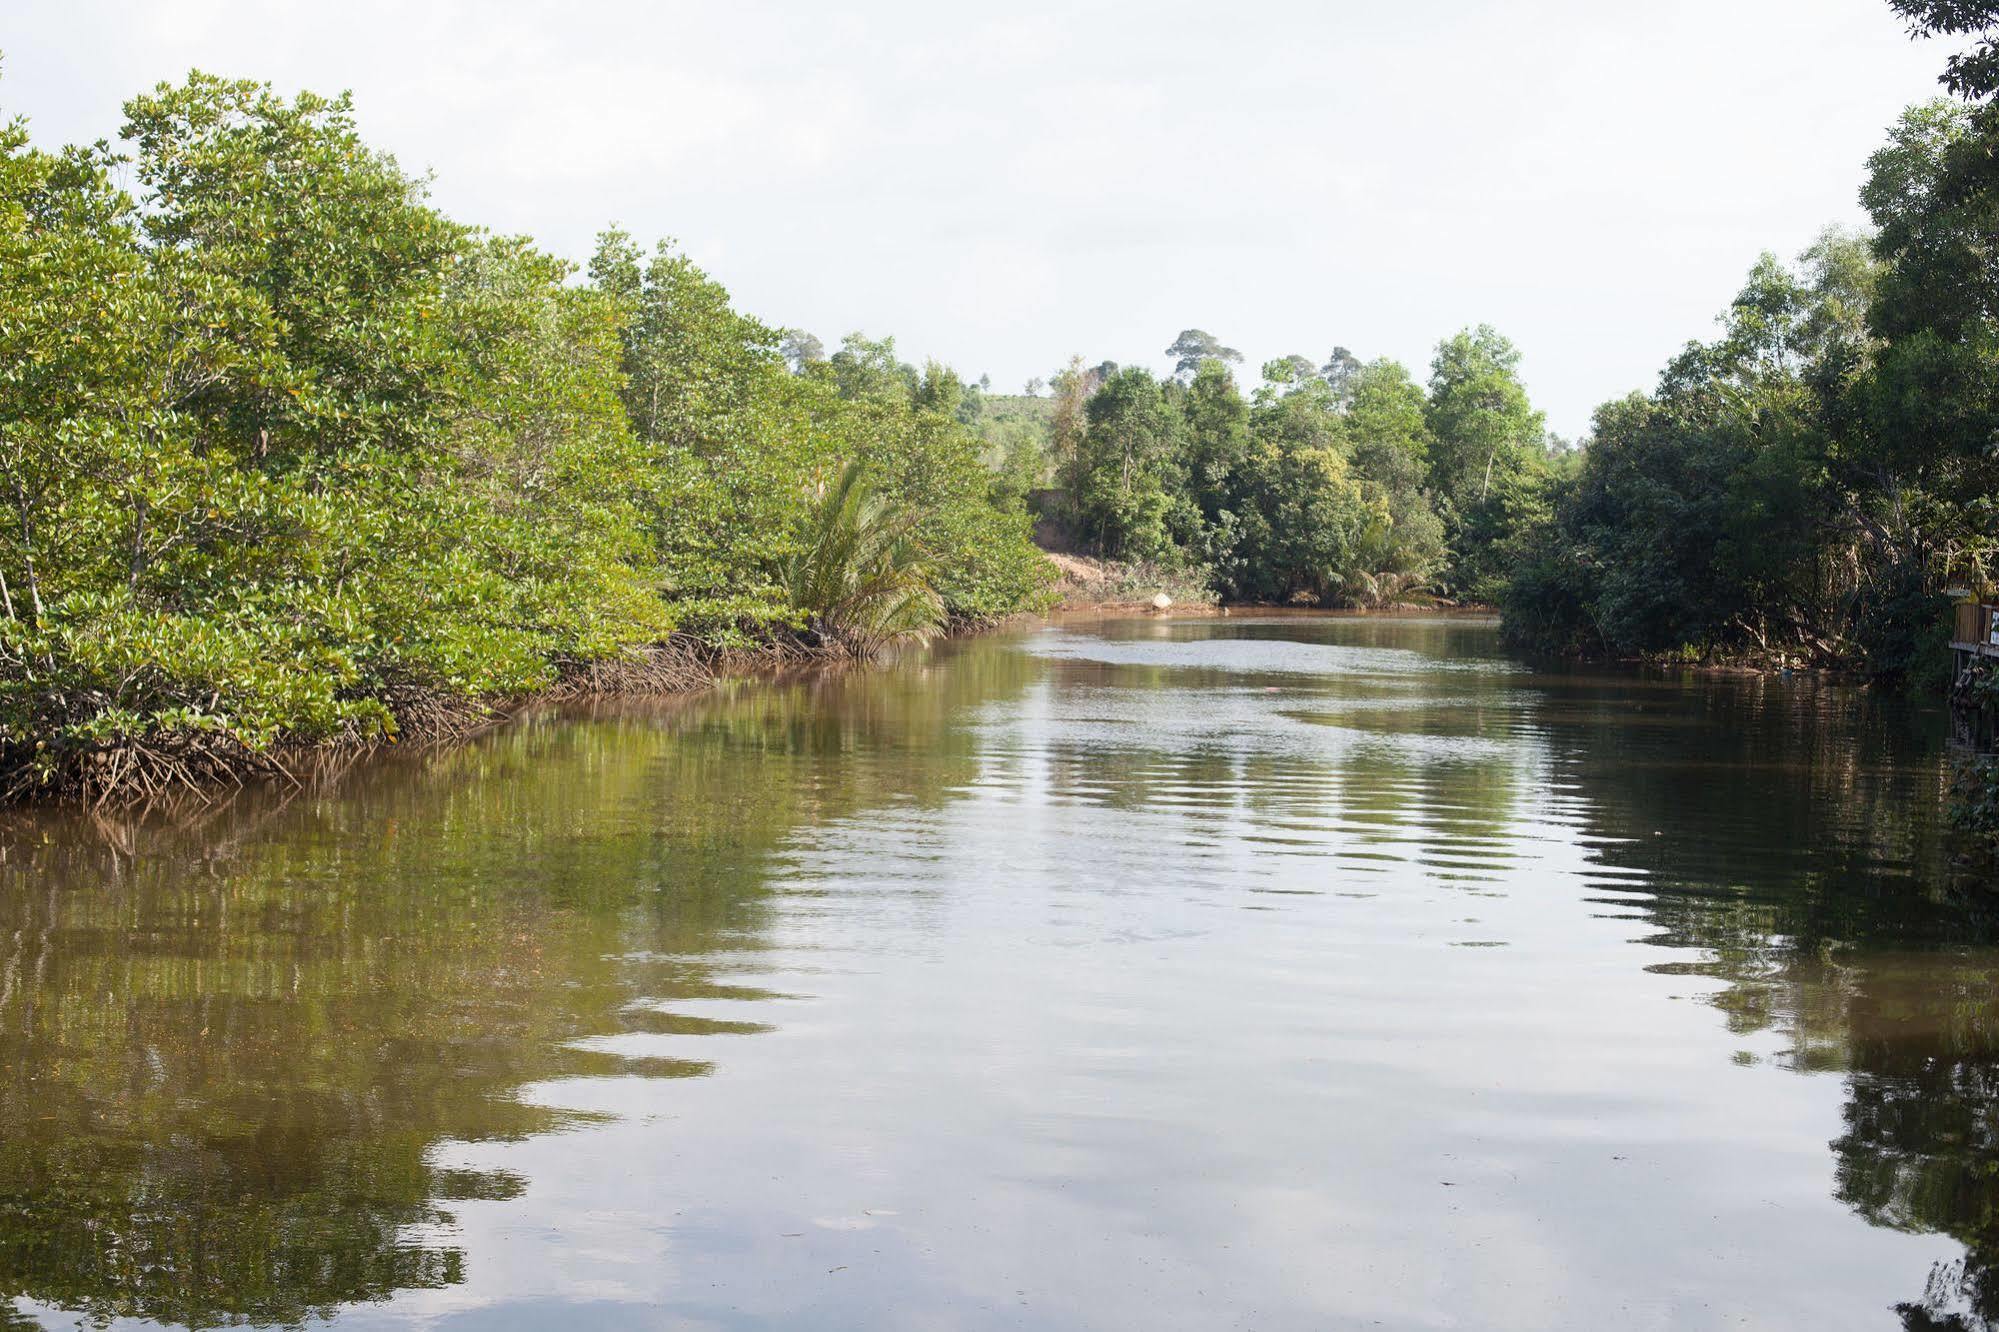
(2, 613, 1993, 1330)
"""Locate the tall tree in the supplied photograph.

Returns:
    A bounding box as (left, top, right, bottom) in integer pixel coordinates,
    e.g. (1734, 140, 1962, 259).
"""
(1165, 328, 1243, 381)
(1181, 360, 1251, 558)
(1261, 355, 1319, 391)
(1320, 346, 1364, 405)
(780, 329, 825, 373)
(1424, 326, 1549, 600)
(1065, 368, 1188, 561)
(1344, 360, 1446, 600)
(1227, 374, 1376, 604)
(827, 333, 919, 404)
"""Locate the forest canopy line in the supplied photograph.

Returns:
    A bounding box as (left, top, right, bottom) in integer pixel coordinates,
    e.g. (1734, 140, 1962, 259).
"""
(1503, 3, 1999, 689)
(0, 70, 1052, 802)
(1035, 327, 1564, 612)
(1038, 0, 1999, 682)
(5, 0, 1999, 806)
(0, 64, 1581, 805)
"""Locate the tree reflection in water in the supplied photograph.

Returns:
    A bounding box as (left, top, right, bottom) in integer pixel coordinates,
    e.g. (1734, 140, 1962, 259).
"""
(1, 624, 1995, 1328)
(1532, 663, 1999, 1328)
(0, 646, 1033, 1328)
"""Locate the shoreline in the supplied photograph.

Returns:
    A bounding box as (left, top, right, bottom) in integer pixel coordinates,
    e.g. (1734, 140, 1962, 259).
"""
(3, 608, 1113, 812)
(0, 606, 1871, 812)
(0, 602, 1490, 810)
(1530, 646, 1873, 684)
(0, 633, 859, 811)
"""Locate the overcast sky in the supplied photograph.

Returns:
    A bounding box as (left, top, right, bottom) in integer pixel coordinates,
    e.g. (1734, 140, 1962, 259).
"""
(2, 0, 1961, 436)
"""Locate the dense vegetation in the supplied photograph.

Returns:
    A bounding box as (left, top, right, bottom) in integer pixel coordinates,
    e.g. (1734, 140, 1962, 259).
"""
(1464, 0, 1999, 852)
(1008, 0, 1999, 844)
(1502, 8, 1999, 692)
(9, 0, 1999, 811)
(0, 73, 1050, 801)
(1028, 1, 1999, 685)
(1035, 329, 1565, 610)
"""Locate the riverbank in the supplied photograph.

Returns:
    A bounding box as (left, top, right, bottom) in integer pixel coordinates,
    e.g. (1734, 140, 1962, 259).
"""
(3, 599, 1864, 811)
(0, 75, 1057, 817)
(1506, 633, 1875, 682)
(0, 600, 1429, 808)
(0, 632, 868, 810)
(1042, 552, 1220, 614)
(1040, 552, 1473, 618)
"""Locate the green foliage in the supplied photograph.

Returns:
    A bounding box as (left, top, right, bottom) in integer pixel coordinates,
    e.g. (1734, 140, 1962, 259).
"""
(1502, 237, 1872, 663)
(1053, 341, 1452, 607)
(1180, 359, 1253, 555)
(589, 228, 811, 636)
(1064, 367, 1194, 563)
(1344, 361, 1449, 602)
(1424, 326, 1552, 603)
(587, 240, 1051, 638)
(1224, 391, 1377, 604)
(780, 328, 826, 372)
(0, 74, 675, 796)
(971, 394, 1054, 505)
(1854, 102, 1999, 602)
(867, 407, 1055, 622)
(0, 72, 1050, 799)
(1499, 83, 1999, 692)
(1165, 328, 1242, 381)
(1890, 1, 1999, 101)
(824, 332, 921, 404)
(784, 460, 944, 657)
(1949, 752, 1999, 851)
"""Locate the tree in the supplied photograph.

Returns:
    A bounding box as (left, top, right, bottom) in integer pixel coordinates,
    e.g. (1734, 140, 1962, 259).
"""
(783, 459, 943, 657)
(1181, 360, 1251, 563)
(1858, 103, 1999, 507)
(1261, 355, 1319, 391)
(1891, 1, 1999, 101)
(1165, 328, 1243, 380)
(1345, 360, 1447, 598)
(0, 65, 1058, 801)
(780, 329, 825, 372)
(860, 401, 1053, 622)
(1320, 346, 1364, 404)
(589, 229, 810, 633)
(1065, 367, 1189, 561)
(1226, 381, 1377, 604)
(1503, 237, 1875, 665)
(1848, 99, 1999, 678)
(0, 73, 678, 798)
(828, 333, 919, 404)
(1424, 326, 1550, 601)
(1047, 356, 1096, 490)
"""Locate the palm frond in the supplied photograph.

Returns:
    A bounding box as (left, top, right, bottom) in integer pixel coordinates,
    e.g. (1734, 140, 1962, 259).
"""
(783, 460, 944, 657)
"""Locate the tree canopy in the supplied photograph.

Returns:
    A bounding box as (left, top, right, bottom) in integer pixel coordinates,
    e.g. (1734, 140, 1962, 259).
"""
(0, 71, 1053, 800)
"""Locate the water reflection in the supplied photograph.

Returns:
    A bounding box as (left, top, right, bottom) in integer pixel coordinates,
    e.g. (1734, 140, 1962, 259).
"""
(1525, 655, 1999, 1328)
(0, 614, 1992, 1329)
(0, 652, 1037, 1328)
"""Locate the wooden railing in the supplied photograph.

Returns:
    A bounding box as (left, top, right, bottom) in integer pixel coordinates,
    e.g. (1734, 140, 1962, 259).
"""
(1957, 601, 1999, 650)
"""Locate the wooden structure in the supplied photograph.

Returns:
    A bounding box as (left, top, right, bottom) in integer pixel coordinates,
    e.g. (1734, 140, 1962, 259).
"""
(1954, 600, 1999, 666)
(1955, 601, 1999, 750)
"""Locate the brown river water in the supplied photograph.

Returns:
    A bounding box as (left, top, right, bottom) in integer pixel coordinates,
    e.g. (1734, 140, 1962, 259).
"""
(2, 613, 1995, 1330)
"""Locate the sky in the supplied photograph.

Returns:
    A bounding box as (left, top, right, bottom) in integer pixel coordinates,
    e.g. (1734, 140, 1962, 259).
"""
(0, 0, 1963, 437)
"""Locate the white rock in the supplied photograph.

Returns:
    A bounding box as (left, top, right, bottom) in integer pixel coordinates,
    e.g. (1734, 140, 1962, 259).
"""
(1150, 593, 1173, 611)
